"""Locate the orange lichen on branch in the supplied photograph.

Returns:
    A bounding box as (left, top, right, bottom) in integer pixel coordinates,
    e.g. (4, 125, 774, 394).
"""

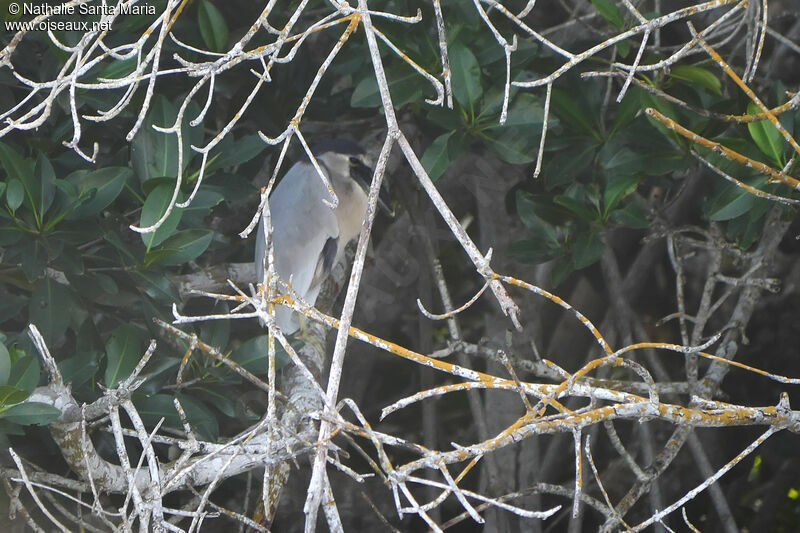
(645, 107, 800, 190)
(688, 22, 800, 158)
(498, 274, 613, 355)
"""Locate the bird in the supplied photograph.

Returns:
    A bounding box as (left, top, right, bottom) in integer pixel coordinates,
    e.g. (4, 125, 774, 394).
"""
(254, 139, 390, 334)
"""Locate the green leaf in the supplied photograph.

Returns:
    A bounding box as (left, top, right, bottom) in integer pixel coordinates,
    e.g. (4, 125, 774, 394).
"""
(450, 42, 483, 108)
(206, 134, 267, 173)
(421, 132, 453, 182)
(572, 232, 604, 269)
(705, 176, 768, 222)
(0, 143, 34, 214)
(554, 195, 597, 222)
(19, 239, 48, 281)
(551, 256, 574, 287)
(97, 56, 137, 80)
(0, 344, 10, 386)
(611, 200, 650, 228)
(195, 386, 239, 418)
(351, 69, 423, 108)
(135, 393, 218, 441)
(551, 87, 599, 137)
(66, 167, 132, 219)
(508, 239, 564, 264)
(485, 93, 546, 128)
(147, 229, 213, 266)
(28, 278, 74, 346)
(0, 385, 30, 407)
(7, 355, 40, 392)
(139, 184, 184, 250)
(426, 106, 463, 131)
(139, 357, 181, 395)
(747, 102, 784, 165)
(0, 289, 25, 323)
(483, 126, 538, 164)
(0, 402, 60, 425)
(591, 0, 625, 30)
(34, 154, 56, 221)
(515, 191, 570, 226)
(604, 175, 640, 212)
(6, 178, 23, 212)
(104, 324, 144, 388)
(516, 192, 560, 244)
(616, 39, 631, 58)
(669, 65, 722, 96)
(612, 88, 643, 133)
(542, 142, 596, 190)
(230, 335, 289, 374)
(201, 301, 230, 352)
(598, 144, 646, 175)
(131, 96, 198, 182)
(198, 0, 229, 53)
(707, 190, 755, 221)
(131, 270, 181, 304)
(58, 350, 100, 390)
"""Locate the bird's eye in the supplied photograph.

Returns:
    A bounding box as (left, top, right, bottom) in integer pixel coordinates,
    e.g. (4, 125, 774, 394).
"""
(349, 156, 361, 166)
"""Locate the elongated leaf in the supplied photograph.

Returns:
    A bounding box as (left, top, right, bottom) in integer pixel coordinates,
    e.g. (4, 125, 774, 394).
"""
(599, 144, 645, 175)
(0, 385, 30, 407)
(591, 0, 624, 30)
(98, 56, 137, 80)
(484, 126, 538, 164)
(135, 393, 218, 441)
(554, 195, 597, 222)
(28, 278, 74, 346)
(198, 0, 229, 53)
(0, 344, 10, 386)
(6, 178, 23, 212)
(572, 232, 604, 269)
(7, 355, 40, 392)
(34, 154, 56, 220)
(230, 335, 289, 373)
(195, 386, 239, 418)
(515, 192, 560, 244)
(551, 87, 600, 138)
(351, 69, 423, 108)
(139, 184, 183, 249)
(130, 96, 199, 182)
(604, 175, 640, 213)
(66, 167, 132, 219)
(611, 201, 650, 228)
(0, 143, 35, 213)
(0, 402, 60, 425)
(58, 351, 100, 389)
(201, 301, 230, 353)
(104, 324, 144, 388)
(130, 270, 181, 303)
(206, 134, 267, 173)
(421, 132, 453, 182)
(486, 93, 546, 128)
(148, 229, 213, 266)
(543, 142, 596, 190)
(508, 239, 563, 264)
(670, 65, 722, 96)
(450, 42, 483, 108)
(747, 102, 784, 165)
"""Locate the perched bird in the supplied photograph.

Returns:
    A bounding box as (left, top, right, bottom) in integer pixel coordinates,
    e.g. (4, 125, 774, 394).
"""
(254, 140, 389, 334)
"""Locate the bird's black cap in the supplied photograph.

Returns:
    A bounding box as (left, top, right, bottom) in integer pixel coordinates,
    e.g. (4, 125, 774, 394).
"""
(310, 139, 365, 157)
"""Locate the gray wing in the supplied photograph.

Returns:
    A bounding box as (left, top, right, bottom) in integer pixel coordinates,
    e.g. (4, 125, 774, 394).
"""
(255, 162, 339, 332)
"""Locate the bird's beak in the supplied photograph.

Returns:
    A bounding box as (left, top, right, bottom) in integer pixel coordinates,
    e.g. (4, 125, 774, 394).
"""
(352, 159, 395, 217)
